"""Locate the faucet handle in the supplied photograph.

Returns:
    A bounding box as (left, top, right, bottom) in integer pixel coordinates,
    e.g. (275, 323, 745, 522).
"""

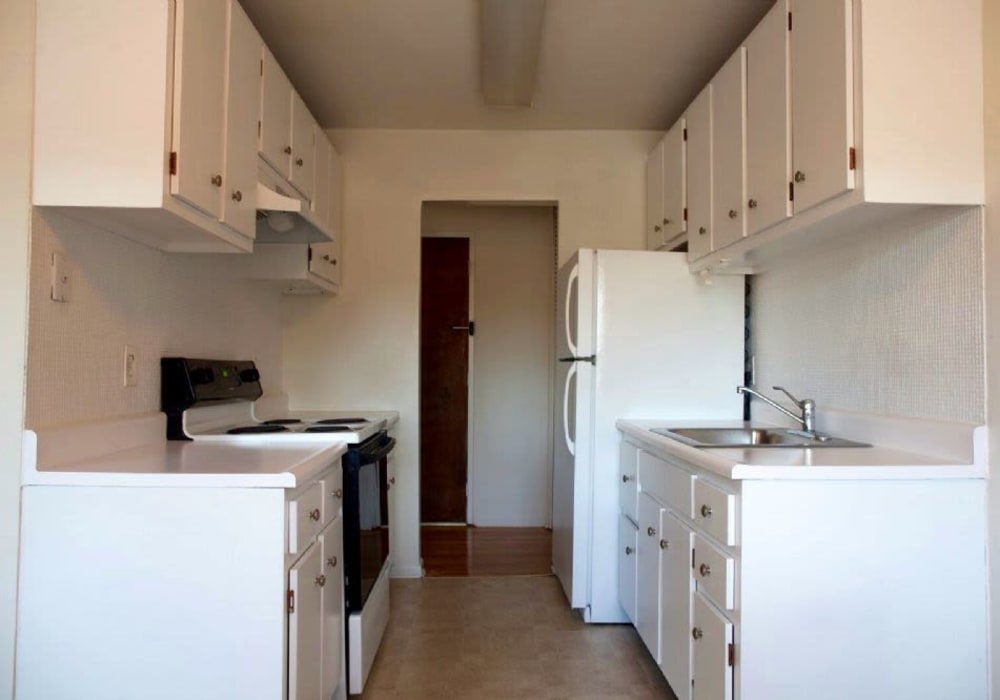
(772, 386, 804, 407)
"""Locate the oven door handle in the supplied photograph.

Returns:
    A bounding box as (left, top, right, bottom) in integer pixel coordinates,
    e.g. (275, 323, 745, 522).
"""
(358, 437, 396, 464)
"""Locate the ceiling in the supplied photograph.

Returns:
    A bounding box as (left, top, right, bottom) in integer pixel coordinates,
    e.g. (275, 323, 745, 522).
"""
(238, 0, 773, 131)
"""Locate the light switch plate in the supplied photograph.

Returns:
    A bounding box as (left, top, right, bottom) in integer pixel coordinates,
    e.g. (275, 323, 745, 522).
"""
(123, 345, 137, 387)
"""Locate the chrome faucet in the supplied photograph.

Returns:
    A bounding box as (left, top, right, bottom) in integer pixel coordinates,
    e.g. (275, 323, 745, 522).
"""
(737, 385, 816, 434)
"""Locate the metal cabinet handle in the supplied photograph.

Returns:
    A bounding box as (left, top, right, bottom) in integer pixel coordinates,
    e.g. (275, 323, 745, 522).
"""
(315, 575, 326, 587)
(728, 209, 738, 219)
(625, 546, 633, 555)
(296, 158, 304, 167)
(794, 170, 806, 183)
(647, 526, 656, 537)
(284, 146, 292, 155)
(332, 489, 343, 500)
(231, 190, 242, 202)
(309, 508, 321, 521)
(700, 504, 713, 518)
(659, 539, 669, 550)
(210, 174, 223, 187)
(622, 474, 631, 483)
(698, 226, 707, 235)
(327, 556, 338, 568)
(748, 198, 758, 209)
(699, 563, 712, 577)
(692, 627, 704, 640)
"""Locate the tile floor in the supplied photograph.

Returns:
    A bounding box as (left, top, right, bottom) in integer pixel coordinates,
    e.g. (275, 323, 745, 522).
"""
(359, 575, 678, 699)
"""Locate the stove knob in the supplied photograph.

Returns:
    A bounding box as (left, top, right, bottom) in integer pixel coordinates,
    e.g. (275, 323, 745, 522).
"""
(189, 368, 215, 385)
(239, 368, 260, 383)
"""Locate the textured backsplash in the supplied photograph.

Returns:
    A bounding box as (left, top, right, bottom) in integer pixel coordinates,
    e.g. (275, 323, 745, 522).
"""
(26, 211, 284, 428)
(751, 205, 985, 424)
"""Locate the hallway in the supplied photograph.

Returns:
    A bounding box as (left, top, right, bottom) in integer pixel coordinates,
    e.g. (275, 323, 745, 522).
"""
(359, 576, 676, 699)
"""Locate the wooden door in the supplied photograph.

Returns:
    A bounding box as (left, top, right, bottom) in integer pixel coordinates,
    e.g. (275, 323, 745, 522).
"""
(686, 84, 713, 262)
(420, 237, 471, 523)
(645, 138, 664, 249)
(661, 117, 687, 244)
(259, 48, 292, 178)
(790, 0, 855, 213)
(711, 47, 747, 251)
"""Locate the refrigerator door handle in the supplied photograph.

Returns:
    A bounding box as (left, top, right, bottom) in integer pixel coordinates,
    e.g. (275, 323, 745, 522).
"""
(557, 356, 596, 365)
(564, 264, 579, 357)
(563, 363, 577, 456)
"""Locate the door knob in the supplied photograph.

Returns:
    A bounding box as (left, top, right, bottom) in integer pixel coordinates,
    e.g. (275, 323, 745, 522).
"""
(450, 321, 475, 337)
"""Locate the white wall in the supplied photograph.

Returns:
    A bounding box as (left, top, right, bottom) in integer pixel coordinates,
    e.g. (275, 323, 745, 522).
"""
(282, 129, 659, 575)
(0, 0, 33, 694)
(422, 204, 556, 527)
(752, 206, 985, 425)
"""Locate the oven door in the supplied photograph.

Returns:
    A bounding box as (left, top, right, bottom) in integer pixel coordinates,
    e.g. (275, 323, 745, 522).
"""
(345, 433, 395, 611)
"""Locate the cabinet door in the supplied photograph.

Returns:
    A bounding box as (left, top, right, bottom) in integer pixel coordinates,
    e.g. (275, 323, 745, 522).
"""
(686, 84, 713, 262)
(660, 512, 694, 700)
(312, 128, 332, 232)
(746, 0, 792, 235)
(691, 593, 734, 700)
(661, 117, 687, 243)
(288, 541, 323, 700)
(309, 242, 341, 286)
(790, 0, 855, 213)
(320, 515, 345, 700)
(220, 0, 261, 240)
(170, 0, 227, 218)
(329, 144, 345, 241)
(619, 441, 638, 524)
(260, 47, 292, 178)
(290, 92, 316, 200)
(711, 47, 747, 251)
(636, 492, 664, 662)
(618, 514, 638, 624)
(645, 138, 665, 249)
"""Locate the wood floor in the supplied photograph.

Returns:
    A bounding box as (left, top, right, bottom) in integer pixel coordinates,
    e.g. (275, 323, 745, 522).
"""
(421, 525, 553, 577)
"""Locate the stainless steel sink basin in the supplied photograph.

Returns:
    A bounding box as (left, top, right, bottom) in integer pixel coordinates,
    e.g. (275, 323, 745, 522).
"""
(650, 426, 870, 448)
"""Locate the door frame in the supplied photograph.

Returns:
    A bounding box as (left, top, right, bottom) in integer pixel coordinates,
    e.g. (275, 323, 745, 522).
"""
(421, 231, 476, 524)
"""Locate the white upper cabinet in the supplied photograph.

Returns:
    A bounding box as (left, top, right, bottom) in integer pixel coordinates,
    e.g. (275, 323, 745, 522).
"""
(789, 0, 855, 213)
(312, 127, 332, 231)
(221, 0, 263, 240)
(645, 139, 665, 250)
(661, 118, 687, 246)
(745, 0, 791, 236)
(260, 48, 294, 179)
(710, 47, 747, 251)
(686, 85, 713, 262)
(290, 93, 317, 200)
(330, 144, 345, 241)
(170, 0, 227, 220)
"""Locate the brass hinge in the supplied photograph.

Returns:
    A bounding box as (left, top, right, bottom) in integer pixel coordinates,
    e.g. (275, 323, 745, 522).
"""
(287, 590, 295, 613)
(169, 151, 177, 176)
(728, 643, 735, 667)
(683, 207, 688, 222)
(308, 247, 313, 262)
(788, 11, 792, 31)
(849, 146, 857, 170)
(683, 127, 688, 141)
(691, 549, 695, 568)
(789, 181, 795, 202)
(260, 58, 264, 76)
(258, 121, 262, 138)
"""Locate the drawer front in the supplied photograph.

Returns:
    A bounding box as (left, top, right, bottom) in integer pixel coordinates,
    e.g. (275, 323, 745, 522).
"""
(639, 451, 694, 518)
(288, 482, 324, 555)
(693, 533, 736, 611)
(694, 479, 738, 546)
(618, 514, 638, 624)
(619, 441, 639, 522)
(321, 467, 344, 524)
(692, 592, 734, 700)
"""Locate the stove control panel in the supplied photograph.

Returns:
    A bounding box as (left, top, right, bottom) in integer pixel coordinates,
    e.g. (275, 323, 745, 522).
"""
(161, 358, 263, 416)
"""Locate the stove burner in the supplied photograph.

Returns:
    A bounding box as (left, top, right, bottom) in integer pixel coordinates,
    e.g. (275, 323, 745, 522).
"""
(226, 425, 289, 434)
(315, 417, 369, 425)
(304, 426, 352, 433)
(262, 419, 303, 425)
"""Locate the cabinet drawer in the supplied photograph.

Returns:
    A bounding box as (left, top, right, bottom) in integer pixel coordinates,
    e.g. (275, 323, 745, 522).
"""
(321, 467, 344, 524)
(694, 479, 738, 546)
(693, 533, 736, 611)
(288, 482, 324, 555)
(619, 441, 639, 522)
(692, 592, 734, 700)
(639, 451, 693, 518)
(618, 515, 638, 624)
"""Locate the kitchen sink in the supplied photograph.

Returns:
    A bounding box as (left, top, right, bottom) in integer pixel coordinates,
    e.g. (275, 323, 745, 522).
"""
(650, 426, 870, 448)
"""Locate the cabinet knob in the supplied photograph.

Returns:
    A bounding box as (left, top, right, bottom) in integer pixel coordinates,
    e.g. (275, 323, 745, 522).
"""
(390, 477, 396, 485)
(309, 508, 321, 521)
(327, 556, 338, 568)
(662, 218, 670, 225)
(315, 575, 326, 588)
(284, 146, 293, 155)
(659, 539, 669, 550)
(231, 190, 243, 202)
(210, 174, 223, 187)
(332, 489, 343, 500)
(728, 209, 738, 219)
(625, 546, 633, 556)
(296, 157, 304, 167)
(654, 224, 662, 232)
(692, 627, 704, 641)
(700, 504, 713, 518)
(322, 254, 331, 261)
(647, 526, 656, 537)
(698, 226, 707, 235)
(699, 563, 712, 577)
(331, 259, 338, 266)
(748, 198, 758, 209)
(794, 170, 806, 183)
(622, 474, 631, 483)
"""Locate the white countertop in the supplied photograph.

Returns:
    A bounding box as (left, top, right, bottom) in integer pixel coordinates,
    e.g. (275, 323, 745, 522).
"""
(23, 414, 347, 488)
(617, 418, 987, 480)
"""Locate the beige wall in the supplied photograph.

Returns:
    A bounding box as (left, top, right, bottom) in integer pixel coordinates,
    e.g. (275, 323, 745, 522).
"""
(983, 0, 1000, 691)
(282, 129, 658, 575)
(0, 0, 33, 694)
(422, 204, 556, 527)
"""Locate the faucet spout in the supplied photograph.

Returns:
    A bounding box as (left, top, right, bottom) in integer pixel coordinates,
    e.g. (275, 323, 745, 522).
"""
(737, 385, 815, 433)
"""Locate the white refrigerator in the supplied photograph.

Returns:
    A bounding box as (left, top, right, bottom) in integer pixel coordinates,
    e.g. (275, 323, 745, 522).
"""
(552, 249, 745, 623)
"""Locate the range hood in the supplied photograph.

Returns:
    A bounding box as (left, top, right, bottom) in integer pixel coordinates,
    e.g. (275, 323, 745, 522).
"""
(255, 160, 330, 244)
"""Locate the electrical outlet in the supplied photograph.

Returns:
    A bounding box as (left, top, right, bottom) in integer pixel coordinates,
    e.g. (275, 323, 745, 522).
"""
(50, 252, 69, 302)
(123, 345, 138, 387)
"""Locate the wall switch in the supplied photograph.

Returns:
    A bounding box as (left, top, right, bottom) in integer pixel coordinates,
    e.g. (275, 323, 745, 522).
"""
(123, 345, 138, 387)
(50, 252, 69, 302)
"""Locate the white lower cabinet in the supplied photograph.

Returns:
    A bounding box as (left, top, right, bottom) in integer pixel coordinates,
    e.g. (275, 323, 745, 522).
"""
(289, 541, 324, 700)
(636, 492, 664, 662)
(320, 516, 346, 700)
(618, 514, 638, 624)
(659, 512, 694, 700)
(692, 592, 734, 700)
